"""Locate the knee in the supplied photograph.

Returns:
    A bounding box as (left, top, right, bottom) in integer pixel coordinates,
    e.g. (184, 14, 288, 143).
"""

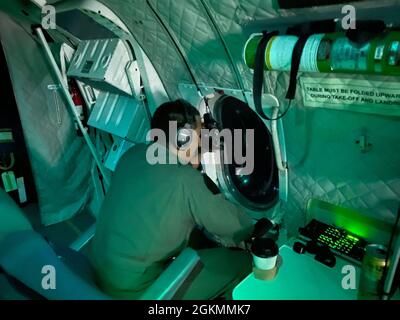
(231, 249, 252, 277)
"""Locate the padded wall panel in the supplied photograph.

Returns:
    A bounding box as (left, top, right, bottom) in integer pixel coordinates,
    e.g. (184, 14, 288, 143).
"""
(100, 0, 194, 98)
(101, 0, 400, 237)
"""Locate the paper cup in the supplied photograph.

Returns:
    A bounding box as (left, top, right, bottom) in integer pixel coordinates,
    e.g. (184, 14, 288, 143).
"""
(251, 238, 279, 271)
(252, 254, 278, 270)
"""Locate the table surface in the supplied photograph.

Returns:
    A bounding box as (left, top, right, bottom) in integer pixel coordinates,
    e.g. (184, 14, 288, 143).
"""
(233, 244, 361, 300)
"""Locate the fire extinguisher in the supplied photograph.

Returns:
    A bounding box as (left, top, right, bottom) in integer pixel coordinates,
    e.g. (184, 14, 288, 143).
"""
(69, 80, 88, 136)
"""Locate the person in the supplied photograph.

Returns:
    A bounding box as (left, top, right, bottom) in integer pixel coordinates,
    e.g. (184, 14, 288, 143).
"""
(89, 99, 254, 299)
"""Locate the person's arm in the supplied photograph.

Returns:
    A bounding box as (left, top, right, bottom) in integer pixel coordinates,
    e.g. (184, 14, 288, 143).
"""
(184, 170, 254, 248)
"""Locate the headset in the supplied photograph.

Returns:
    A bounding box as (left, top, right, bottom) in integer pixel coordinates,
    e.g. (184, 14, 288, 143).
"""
(176, 103, 195, 150)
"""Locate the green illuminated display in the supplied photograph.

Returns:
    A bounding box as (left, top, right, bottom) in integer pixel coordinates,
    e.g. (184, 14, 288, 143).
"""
(318, 230, 360, 255)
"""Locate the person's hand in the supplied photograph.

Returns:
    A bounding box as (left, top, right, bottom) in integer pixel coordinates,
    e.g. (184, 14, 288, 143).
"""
(251, 218, 274, 240)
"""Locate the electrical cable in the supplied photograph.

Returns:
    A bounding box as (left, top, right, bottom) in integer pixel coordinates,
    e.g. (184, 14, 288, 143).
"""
(253, 30, 294, 122)
(146, 0, 213, 114)
(268, 99, 292, 121)
(146, 0, 203, 98)
(199, 0, 245, 94)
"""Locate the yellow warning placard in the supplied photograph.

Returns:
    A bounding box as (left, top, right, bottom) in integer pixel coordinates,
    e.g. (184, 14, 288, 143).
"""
(300, 77, 400, 116)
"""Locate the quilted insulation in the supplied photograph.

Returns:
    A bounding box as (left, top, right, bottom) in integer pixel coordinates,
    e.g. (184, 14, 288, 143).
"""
(98, 0, 400, 236)
(0, 0, 398, 236)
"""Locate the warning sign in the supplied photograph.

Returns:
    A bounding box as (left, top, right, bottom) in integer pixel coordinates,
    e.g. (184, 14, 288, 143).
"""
(300, 77, 400, 116)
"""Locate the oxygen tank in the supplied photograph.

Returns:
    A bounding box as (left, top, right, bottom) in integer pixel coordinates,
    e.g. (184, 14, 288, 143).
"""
(243, 31, 400, 76)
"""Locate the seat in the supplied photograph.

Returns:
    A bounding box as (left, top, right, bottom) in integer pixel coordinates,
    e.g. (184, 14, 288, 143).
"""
(0, 231, 200, 300)
(140, 247, 201, 300)
(0, 189, 201, 300)
(0, 230, 110, 300)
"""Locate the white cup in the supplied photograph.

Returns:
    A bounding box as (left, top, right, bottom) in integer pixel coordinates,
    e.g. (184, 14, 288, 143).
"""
(252, 254, 278, 271)
(251, 238, 279, 271)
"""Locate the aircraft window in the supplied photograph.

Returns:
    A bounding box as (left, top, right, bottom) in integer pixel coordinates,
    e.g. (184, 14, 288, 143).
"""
(213, 95, 279, 210)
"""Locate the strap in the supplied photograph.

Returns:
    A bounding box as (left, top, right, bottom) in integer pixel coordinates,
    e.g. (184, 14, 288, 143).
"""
(286, 34, 310, 100)
(253, 30, 279, 120)
(253, 30, 311, 120)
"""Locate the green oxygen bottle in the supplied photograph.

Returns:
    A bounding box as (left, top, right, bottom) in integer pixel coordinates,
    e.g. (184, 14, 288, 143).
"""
(243, 31, 400, 76)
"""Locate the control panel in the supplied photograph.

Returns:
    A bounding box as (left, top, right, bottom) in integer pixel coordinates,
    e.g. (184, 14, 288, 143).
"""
(299, 219, 367, 262)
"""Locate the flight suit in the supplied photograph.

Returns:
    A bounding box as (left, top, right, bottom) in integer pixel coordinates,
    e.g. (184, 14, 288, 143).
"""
(89, 143, 254, 299)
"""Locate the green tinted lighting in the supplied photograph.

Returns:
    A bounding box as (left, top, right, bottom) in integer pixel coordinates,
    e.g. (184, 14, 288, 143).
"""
(346, 235, 359, 242)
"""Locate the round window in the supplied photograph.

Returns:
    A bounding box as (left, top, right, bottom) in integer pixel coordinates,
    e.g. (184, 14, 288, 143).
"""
(211, 95, 279, 210)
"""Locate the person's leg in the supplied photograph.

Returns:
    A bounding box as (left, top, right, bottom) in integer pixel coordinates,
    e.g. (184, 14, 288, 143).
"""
(177, 247, 252, 300)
